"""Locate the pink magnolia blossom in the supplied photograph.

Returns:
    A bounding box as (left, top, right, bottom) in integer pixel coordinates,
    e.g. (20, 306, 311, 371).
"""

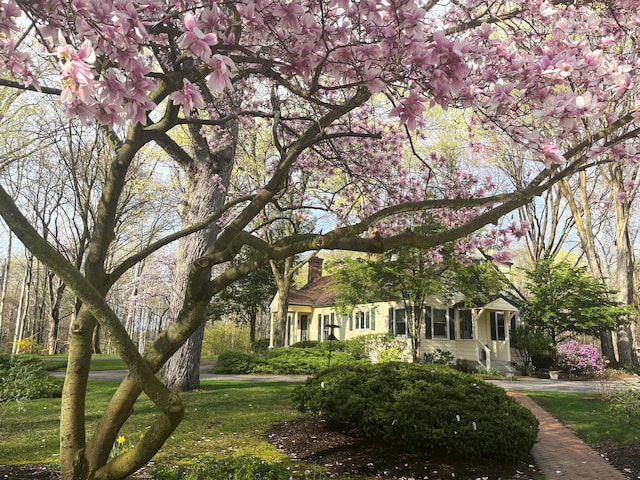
(169, 79, 205, 116)
(56, 38, 96, 105)
(206, 54, 235, 92)
(616, 191, 629, 202)
(390, 90, 426, 130)
(272, 2, 305, 31)
(178, 12, 217, 59)
(541, 144, 566, 167)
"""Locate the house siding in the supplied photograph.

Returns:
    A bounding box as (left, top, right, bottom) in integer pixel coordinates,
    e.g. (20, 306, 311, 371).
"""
(270, 268, 518, 368)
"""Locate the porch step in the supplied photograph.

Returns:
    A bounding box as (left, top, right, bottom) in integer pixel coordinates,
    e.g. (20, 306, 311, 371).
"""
(490, 360, 516, 374)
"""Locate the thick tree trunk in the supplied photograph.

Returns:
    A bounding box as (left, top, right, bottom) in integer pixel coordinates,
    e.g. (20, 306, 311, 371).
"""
(612, 165, 637, 368)
(270, 257, 294, 348)
(161, 176, 225, 389)
(161, 127, 235, 390)
(163, 323, 205, 390)
(60, 307, 96, 480)
(600, 330, 617, 366)
(271, 289, 289, 348)
(559, 176, 618, 361)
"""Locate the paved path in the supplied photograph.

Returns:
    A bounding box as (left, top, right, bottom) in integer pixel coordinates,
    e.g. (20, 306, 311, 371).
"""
(509, 391, 628, 480)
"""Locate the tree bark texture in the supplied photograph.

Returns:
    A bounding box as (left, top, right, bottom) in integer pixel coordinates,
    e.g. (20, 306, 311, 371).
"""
(612, 165, 637, 368)
(0, 233, 11, 352)
(270, 257, 294, 348)
(161, 140, 234, 391)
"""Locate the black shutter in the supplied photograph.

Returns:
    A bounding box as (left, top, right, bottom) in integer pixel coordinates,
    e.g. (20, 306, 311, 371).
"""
(449, 308, 456, 340)
(490, 312, 497, 340)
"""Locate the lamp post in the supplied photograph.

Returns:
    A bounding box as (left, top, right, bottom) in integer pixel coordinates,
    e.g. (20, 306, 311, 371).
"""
(326, 324, 340, 368)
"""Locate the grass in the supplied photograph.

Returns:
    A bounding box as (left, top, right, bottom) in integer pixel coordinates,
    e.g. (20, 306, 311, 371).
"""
(528, 391, 640, 446)
(3, 371, 634, 479)
(38, 355, 216, 372)
(37, 355, 128, 371)
(0, 380, 301, 467)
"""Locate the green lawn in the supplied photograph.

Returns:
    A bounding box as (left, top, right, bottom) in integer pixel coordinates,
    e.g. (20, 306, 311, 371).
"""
(5, 380, 637, 478)
(37, 355, 128, 371)
(528, 391, 640, 446)
(0, 380, 301, 466)
(38, 355, 217, 372)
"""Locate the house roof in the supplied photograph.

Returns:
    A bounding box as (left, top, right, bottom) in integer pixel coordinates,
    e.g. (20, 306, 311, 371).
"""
(454, 295, 519, 311)
(288, 275, 336, 307)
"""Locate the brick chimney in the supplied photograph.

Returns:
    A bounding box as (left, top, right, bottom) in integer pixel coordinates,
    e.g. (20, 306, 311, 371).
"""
(308, 257, 324, 284)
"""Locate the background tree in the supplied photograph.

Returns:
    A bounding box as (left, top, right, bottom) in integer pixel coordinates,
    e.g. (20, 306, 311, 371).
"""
(209, 249, 276, 349)
(331, 252, 444, 362)
(519, 258, 631, 358)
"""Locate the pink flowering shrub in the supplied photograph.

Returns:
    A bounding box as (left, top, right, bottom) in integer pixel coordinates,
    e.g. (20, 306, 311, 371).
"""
(556, 340, 604, 375)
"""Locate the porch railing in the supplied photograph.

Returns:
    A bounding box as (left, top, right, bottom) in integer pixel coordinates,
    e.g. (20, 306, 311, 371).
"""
(475, 339, 491, 371)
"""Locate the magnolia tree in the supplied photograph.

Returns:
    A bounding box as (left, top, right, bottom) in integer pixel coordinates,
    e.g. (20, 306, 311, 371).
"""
(1, 1, 640, 479)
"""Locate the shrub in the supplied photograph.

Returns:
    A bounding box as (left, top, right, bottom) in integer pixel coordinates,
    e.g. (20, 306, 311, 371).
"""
(556, 340, 604, 375)
(12, 336, 46, 354)
(212, 351, 266, 374)
(252, 338, 271, 352)
(609, 386, 640, 424)
(453, 359, 476, 373)
(290, 340, 321, 349)
(423, 348, 455, 365)
(531, 352, 554, 370)
(341, 333, 407, 362)
(202, 323, 251, 355)
(293, 363, 538, 461)
(213, 346, 365, 375)
(0, 355, 63, 401)
(254, 347, 362, 375)
(378, 346, 402, 363)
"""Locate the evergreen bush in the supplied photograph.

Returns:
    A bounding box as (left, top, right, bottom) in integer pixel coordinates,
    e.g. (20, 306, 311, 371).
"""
(0, 355, 63, 401)
(254, 347, 362, 375)
(214, 345, 366, 375)
(293, 362, 538, 461)
(290, 340, 321, 349)
(252, 338, 271, 352)
(212, 351, 266, 374)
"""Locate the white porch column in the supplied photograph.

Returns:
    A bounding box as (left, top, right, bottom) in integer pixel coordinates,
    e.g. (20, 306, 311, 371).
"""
(292, 311, 298, 345)
(268, 311, 275, 349)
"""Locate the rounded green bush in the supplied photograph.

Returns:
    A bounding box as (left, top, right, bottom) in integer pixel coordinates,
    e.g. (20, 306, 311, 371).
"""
(254, 347, 362, 375)
(293, 362, 538, 461)
(212, 351, 265, 374)
(289, 340, 321, 349)
(0, 355, 63, 401)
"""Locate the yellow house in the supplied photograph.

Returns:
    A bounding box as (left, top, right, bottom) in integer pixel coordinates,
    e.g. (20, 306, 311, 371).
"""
(269, 257, 519, 372)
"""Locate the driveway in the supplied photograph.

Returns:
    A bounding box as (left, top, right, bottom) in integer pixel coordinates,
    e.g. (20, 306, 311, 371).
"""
(50, 367, 639, 393)
(49, 361, 310, 384)
(489, 376, 638, 393)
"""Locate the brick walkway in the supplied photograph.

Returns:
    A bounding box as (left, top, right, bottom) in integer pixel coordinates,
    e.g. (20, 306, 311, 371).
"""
(509, 392, 628, 480)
